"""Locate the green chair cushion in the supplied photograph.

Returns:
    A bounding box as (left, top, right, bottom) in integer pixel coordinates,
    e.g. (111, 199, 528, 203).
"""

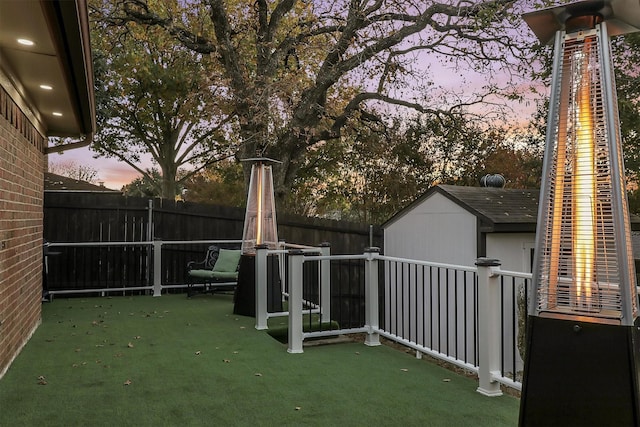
(188, 269, 217, 279)
(211, 271, 239, 280)
(212, 249, 242, 274)
(188, 269, 238, 280)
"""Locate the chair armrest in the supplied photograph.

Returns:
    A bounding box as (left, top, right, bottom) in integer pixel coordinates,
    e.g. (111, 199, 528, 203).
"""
(187, 260, 207, 271)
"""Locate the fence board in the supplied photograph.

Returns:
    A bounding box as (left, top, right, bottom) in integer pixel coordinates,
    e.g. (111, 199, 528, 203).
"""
(43, 193, 383, 292)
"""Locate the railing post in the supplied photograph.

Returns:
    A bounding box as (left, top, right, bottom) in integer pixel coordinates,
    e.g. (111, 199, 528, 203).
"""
(288, 250, 305, 354)
(320, 242, 331, 323)
(152, 238, 162, 297)
(365, 247, 381, 346)
(255, 244, 269, 330)
(475, 257, 503, 396)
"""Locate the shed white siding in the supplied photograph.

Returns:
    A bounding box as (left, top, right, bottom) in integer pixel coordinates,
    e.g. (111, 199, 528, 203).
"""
(383, 188, 536, 381)
(384, 192, 477, 266)
(486, 233, 536, 273)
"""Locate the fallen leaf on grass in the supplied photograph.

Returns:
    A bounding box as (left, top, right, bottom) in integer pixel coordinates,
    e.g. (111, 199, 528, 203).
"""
(123, 379, 132, 386)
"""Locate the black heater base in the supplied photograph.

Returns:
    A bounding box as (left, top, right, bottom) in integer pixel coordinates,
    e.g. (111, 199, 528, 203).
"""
(519, 315, 640, 426)
(233, 254, 283, 317)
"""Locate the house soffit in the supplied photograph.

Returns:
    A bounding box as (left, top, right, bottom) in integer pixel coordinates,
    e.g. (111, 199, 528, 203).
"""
(0, 0, 94, 138)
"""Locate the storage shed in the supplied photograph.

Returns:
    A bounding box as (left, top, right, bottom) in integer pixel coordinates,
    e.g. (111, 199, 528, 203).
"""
(383, 184, 539, 273)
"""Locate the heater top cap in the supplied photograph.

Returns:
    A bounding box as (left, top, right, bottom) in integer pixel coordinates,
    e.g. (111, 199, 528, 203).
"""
(240, 157, 282, 164)
(523, 0, 640, 44)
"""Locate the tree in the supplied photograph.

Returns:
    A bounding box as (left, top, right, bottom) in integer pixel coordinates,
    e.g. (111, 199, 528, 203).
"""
(287, 113, 543, 223)
(121, 168, 164, 197)
(48, 160, 100, 183)
(90, 0, 236, 198)
(97, 0, 536, 208)
(286, 116, 436, 222)
(182, 160, 245, 206)
(612, 33, 640, 183)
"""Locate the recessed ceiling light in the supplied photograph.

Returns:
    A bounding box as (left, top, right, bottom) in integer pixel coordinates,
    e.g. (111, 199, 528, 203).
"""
(52, 112, 63, 117)
(17, 38, 34, 46)
(40, 84, 53, 90)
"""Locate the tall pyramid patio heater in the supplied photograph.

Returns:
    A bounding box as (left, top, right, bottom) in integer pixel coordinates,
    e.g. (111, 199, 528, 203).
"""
(520, 1, 640, 425)
(234, 158, 282, 316)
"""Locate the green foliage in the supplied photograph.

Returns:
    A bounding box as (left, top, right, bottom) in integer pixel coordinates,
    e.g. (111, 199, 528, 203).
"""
(90, 0, 236, 198)
(182, 160, 246, 206)
(121, 169, 164, 197)
(613, 33, 640, 183)
(101, 0, 538, 206)
(285, 114, 543, 223)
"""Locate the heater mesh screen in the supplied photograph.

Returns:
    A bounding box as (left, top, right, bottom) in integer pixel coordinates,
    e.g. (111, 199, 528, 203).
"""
(535, 30, 637, 320)
(241, 164, 279, 254)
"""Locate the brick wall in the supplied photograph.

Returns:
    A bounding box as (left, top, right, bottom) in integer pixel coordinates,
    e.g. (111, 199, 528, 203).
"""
(0, 88, 45, 378)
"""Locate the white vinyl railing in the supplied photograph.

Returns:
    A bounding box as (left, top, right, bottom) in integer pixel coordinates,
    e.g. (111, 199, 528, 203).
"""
(258, 248, 531, 396)
(47, 239, 530, 396)
(45, 239, 243, 297)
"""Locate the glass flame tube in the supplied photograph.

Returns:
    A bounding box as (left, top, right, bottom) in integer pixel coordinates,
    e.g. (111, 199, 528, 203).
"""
(256, 165, 263, 245)
(241, 158, 279, 254)
(573, 40, 596, 305)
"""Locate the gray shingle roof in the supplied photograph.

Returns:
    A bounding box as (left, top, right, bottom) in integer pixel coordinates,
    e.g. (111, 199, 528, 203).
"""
(384, 184, 640, 233)
(44, 172, 119, 193)
(437, 185, 539, 231)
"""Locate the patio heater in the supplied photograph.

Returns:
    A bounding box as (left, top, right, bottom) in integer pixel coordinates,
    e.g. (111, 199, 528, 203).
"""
(234, 158, 282, 316)
(520, 1, 640, 425)
(240, 158, 280, 254)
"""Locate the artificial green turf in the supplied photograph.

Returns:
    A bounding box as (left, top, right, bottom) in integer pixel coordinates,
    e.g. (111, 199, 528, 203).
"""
(0, 294, 519, 426)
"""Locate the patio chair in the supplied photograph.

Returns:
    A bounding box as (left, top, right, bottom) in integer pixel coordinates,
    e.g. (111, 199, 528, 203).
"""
(186, 246, 242, 297)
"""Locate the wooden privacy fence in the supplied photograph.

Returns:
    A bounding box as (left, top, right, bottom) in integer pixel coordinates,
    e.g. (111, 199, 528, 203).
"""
(44, 192, 381, 253)
(43, 192, 382, 292)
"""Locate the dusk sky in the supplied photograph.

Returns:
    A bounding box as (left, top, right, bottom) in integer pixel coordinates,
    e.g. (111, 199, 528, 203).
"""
(50, 65, 541, 191)
(50, 3, 542, 191)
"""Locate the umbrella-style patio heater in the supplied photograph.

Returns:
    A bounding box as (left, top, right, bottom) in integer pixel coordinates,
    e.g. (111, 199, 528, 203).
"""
(234, 158, 282, 316)
(520, 1, 640, 425)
